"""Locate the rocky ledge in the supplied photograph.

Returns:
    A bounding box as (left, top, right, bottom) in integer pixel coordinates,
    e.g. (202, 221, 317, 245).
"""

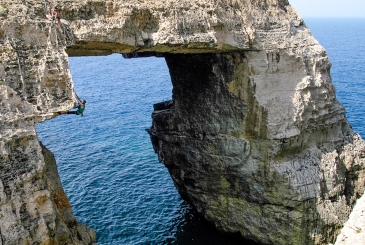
(0, 0, 364, 244)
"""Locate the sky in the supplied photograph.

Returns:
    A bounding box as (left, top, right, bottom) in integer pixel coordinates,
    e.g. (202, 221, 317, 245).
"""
(289, 0, 365, 18)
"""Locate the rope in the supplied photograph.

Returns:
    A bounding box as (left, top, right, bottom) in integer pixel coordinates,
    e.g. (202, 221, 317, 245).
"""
(39, 0, 79, 114)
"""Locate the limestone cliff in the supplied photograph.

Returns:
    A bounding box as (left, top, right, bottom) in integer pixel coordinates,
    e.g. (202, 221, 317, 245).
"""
(335, 190, 365, 245)
(0, 0, 364, 245)
(0, 1, 94, 244)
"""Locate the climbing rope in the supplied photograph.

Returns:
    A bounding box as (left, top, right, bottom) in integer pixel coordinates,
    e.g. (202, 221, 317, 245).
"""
(42, 1, 76, 104)
(75, 92, 81, 101)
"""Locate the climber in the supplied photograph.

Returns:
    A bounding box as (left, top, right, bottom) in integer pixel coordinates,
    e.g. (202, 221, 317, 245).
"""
(56, 94, 86, 116)
(46, 7, 61, 27)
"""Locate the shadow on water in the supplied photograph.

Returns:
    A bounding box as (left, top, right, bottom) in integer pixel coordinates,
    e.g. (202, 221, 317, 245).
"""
(165, 201, 260, 245)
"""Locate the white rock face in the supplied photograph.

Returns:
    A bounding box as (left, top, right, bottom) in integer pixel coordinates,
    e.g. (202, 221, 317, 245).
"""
(335, 191, 365, 245)
(0, 0, 364, 244)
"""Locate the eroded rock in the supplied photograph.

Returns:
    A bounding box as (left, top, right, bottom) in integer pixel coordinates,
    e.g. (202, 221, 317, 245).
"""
(149, 52, 365, 244)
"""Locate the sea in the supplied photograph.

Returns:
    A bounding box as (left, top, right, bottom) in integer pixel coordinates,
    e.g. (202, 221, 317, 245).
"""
(35, 18, 365, 245)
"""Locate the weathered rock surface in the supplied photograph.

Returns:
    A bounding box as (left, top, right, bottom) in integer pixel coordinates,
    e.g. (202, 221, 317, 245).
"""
(0, 0, 364, 244)
(335, 191, 365, 245)
(0, 1, 94, 244)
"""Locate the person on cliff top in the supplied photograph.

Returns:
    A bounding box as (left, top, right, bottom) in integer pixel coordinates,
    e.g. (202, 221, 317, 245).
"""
(57, 95, 86, 116)
(46, 7, 61, 27)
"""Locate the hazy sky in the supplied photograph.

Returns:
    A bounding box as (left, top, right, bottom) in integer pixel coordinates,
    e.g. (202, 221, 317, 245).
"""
(289, 0, 365, 18)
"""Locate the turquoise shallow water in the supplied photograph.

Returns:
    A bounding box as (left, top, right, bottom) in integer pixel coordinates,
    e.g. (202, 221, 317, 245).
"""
(36, 19, 365, 244)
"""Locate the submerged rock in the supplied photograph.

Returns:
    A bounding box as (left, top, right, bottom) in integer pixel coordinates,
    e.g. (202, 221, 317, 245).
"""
(0, 0, 364, 244)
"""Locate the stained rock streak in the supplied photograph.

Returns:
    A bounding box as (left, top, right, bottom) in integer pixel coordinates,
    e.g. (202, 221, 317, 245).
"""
(0, 0, 364, 245)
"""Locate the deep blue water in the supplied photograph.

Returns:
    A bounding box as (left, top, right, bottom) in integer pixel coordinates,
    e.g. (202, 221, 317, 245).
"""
(36, 19, 365, 244)
(305, 18, 365, 136)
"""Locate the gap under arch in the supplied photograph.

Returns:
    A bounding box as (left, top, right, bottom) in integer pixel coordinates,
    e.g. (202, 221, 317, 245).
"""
(35, 53, 255, 244)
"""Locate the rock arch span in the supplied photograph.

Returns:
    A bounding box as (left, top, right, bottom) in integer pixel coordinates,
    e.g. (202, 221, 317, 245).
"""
(0, 0, 364, 245)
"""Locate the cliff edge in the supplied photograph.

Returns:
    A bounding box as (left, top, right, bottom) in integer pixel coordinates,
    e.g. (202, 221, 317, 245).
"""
(0, 0, 364, 244)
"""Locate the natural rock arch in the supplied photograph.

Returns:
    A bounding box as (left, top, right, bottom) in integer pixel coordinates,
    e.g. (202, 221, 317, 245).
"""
(0, 1, 364, 245)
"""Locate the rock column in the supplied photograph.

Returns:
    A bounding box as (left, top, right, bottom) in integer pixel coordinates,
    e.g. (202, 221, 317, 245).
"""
(149, 52, 365, 244)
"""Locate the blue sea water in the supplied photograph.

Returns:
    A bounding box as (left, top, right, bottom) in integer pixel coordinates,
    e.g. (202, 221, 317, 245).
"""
(35, 19, 365, 244)
(305, 18, 365, 137)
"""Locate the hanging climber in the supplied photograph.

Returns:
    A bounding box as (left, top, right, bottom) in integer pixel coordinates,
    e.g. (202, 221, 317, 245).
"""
(56, 94, 86, 116)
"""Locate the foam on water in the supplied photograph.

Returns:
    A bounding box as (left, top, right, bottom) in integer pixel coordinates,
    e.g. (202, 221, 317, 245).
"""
(36, 19, 365, 245)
